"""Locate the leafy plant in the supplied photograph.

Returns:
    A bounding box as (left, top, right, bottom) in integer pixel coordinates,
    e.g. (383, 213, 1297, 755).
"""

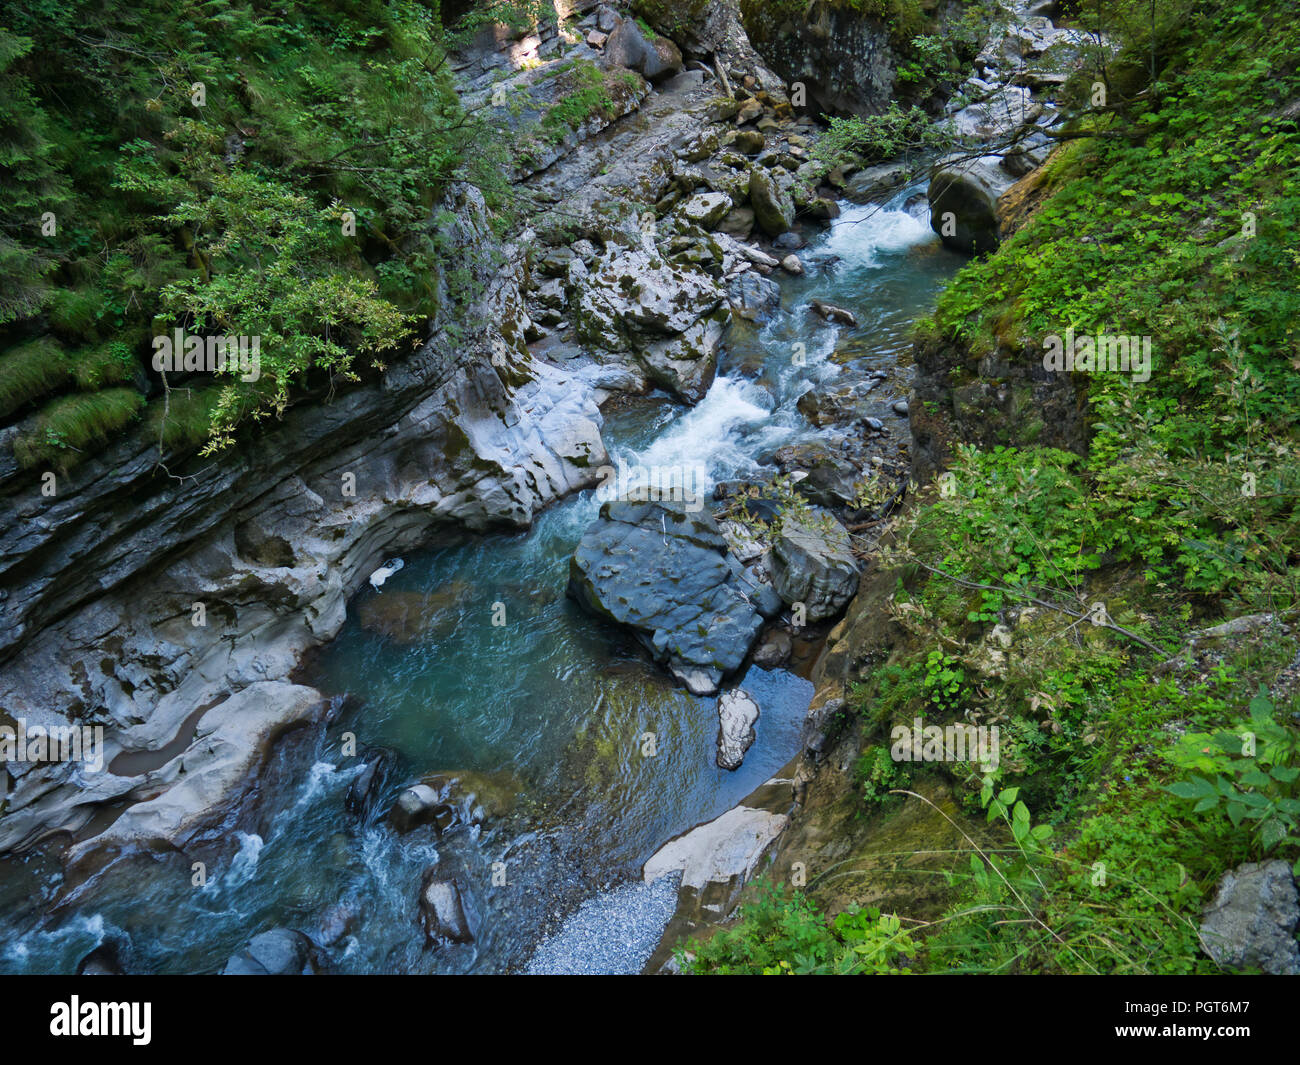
(679, 878, 915, 975)
(1166, 686, 1300, 871)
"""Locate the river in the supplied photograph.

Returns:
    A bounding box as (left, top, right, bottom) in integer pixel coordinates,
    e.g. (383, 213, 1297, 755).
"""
(0, 187, 963, 975)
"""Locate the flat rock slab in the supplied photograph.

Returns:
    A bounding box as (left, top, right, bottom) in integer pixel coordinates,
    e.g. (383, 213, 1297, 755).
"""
(67, 681, 328, 870)
(643, 804, 788, 892)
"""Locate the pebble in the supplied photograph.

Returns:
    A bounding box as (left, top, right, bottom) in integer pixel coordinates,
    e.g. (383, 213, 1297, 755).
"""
(892, 400, 909, 415)
(524, 874, 681, 975)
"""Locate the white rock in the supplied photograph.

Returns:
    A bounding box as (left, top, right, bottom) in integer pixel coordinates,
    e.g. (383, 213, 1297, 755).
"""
(369, 557, 405, 590)
(716, 688, 760, 769)
(644, 804, 788, 892)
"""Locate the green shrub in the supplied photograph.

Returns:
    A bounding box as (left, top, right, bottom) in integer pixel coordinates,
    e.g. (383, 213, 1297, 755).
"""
(679, 878, 916, 974)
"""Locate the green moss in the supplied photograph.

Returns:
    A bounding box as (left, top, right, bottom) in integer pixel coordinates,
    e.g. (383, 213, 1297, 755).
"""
(45, 287, 105, 343)
(0, 337, 70, 419)
(538, 61, 642, 144)
(13, 387, 145, 469)
(70, 337, 142, 390)
(741, 0, 927, 46)
(143, 386, 224, 452)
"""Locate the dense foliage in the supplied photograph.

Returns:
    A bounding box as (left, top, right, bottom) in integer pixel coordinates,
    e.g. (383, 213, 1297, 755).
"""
(688, 0, 1300, 975)
(0, 0, 536, 464)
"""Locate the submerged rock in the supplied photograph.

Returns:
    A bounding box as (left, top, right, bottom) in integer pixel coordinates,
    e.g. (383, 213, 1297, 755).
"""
(716, 689, 761, 770)
(567, 500, 765, 695)
(388, 769, 518, 835)
(314, 901, 360, 948)
(77, 938, 127, 976)
(419, 870, 474, 945)
(357, 590, 462, 644)
(223, 928, 320, 975)
(1200, 860, 1300, 975)
(345, 747, 396, 819)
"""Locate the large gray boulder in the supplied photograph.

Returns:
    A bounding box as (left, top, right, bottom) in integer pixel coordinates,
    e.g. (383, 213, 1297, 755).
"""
(726, 270, 781, 323)
(1200, 860, 1300, 974)
(604, 17, 682, 82)
(748, 168, 795, 237)
(567, 500, 771, 694)
(574, 246, 726, 403)
(928, 158, 1016, 256)
(769, 511, 860, 622)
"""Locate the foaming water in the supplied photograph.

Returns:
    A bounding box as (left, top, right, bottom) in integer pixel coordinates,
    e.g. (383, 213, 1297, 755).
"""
(820, 196, 937, 270)
(617, 375, 773, 487)
(0, 183, 965, 975)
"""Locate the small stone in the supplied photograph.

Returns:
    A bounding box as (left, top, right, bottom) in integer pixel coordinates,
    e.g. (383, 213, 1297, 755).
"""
(780, 254, 803, 275)
(735, 98, 763, 125)
(892, 400, 909, 415)
(716, 689, 761, 770)
(809, 300, 857, 326)
(752, 630, 793, 669)
(419, 871, 474, 945)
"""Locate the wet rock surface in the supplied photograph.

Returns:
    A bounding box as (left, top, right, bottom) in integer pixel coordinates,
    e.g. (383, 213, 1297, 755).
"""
(567, 500, 767, 695)
(223, 928, 320, 975)
(419, 871, 475, 946)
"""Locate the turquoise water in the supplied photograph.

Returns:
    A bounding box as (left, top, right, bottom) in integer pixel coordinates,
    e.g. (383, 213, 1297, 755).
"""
(0, 188, 963, 974)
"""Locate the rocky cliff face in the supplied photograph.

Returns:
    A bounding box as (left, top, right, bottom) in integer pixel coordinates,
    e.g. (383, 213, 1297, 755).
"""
(0, 183, 607, 855)
(908, 325, 1088, 485)
(739, 0, 899, 116)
